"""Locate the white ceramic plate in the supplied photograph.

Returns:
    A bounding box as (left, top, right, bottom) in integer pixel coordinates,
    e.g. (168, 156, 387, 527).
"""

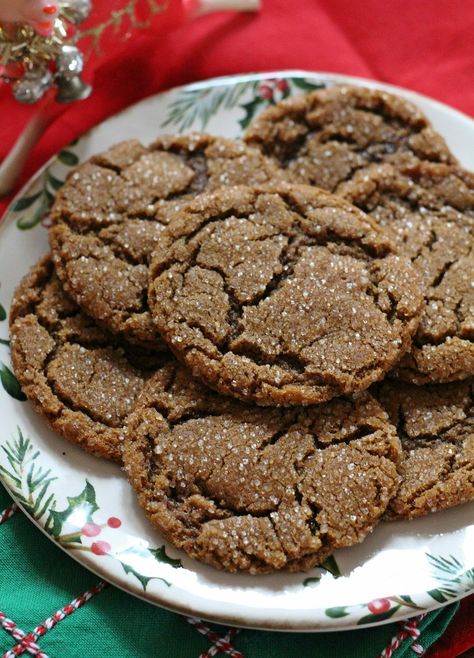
(1, 71, 473, 632)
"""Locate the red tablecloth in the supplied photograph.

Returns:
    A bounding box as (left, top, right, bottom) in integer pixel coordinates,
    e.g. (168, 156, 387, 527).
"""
(0, 2, 473, 654)
(1, 0, 473, 216)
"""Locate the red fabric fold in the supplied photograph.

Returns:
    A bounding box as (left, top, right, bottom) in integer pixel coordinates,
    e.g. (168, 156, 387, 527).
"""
(1, 0, 473, 215)
(426, 597, 474, 658)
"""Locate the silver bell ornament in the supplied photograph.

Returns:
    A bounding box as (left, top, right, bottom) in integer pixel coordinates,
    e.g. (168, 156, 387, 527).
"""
(0, 0, 92, 104)
(56, 45, 84, 76)
(56, 72, 91, 102)
(13, 67, 53, 103)
(60, 0, 92, 26)
(55, 44, 92, 102)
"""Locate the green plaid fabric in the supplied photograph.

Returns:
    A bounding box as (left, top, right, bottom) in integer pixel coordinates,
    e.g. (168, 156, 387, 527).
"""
(0, 484, 458, 658)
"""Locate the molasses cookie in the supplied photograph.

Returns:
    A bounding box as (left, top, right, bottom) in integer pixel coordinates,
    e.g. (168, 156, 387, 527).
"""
(149, 184, 424, 406)
(376, 379, 474, 519)
(340, 161, 474, 384)
(10, 257, 162, 462)
(49, 134, 287, 349)
(123, 362, 402, 573)
(244, 85, 455, 192)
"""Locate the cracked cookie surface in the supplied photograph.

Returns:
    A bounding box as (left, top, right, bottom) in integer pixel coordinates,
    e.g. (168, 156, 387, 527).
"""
(244, 85, 455, 192)
(376, 379, 474, 519)
(49, 133, 287, 349)
(123, 362, 401, 573)
(340, 161, 474, 384)
(9, 257, 162, 462)
(149, 184, 424, 406)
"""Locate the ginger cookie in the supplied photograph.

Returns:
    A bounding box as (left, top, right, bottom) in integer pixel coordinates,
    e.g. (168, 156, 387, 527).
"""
(244, 85, 455, 192)
(123, 362, 401, 574)
(376, 379, 474, 520)
(49, 133, 287, 349)
(10, 256, 162, 462)
(149, 184, 424, 406)
(339, 161, 474, 384)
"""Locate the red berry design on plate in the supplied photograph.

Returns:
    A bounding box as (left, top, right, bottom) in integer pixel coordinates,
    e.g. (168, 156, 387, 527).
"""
(107, 516, 122, 529)
(275, 79, 289, 92)
(81, 522, 101, 537)
(91, 541, 111, 556)
(258, 84, 273, 100)
(367, 598, 391, 615)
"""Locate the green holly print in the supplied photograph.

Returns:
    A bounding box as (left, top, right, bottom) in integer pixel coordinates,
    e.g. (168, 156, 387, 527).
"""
(161, 77, 325, 133)
(10, 146, 78, 231)
(0, 428, 183, 590)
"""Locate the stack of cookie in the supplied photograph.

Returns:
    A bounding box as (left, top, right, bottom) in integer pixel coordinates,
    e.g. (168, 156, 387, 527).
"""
(10, 86, 474, 574)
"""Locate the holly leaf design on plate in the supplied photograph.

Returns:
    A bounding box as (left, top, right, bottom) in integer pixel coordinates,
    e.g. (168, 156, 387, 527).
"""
(320, 555, 342, 578)
(116, 544, 181, 591)
(150, 545, 183, 569)
(11, 191, 42, 212)
(290, 78, 326, 92)
(16, 192, 52, 231)
(49, 480, 98, 540)
(427, 588, 449, 603)
(0, 362, 26, 401)
(120, 561, 171, 591)
(239, 96, 266, 130)
(357, 605, 401, 625)
(0, 302, 6, 322)
(46, 172, 64, 191)
(57, 150, 79, 166)
(325, 606, 350, 619)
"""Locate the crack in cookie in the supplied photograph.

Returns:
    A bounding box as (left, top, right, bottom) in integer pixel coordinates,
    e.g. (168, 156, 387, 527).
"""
(375, 379, 474, 519)
(340, 161, 474, 383)
(244, 85, 455, 192)
(49, 134, 288, 349)
(9, 257, 165, 462)
(123, 363, 401, 573)
(149, 184, 424, 406)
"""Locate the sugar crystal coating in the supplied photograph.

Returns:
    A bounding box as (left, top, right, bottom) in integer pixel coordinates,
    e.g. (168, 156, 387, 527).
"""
(124, 363, 401, 573)
(149, 184, 424, 406)
(49, 133, 288, 349)
(244, 85, 455, 192)
(9, 256, 164, 462)
(340, 161, 474, 384)
(376, 379, 474, 519)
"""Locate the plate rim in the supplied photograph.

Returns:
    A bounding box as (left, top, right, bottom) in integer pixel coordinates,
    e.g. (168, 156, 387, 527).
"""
(2, 68, 473, 229)
(1, 69, 473, 632)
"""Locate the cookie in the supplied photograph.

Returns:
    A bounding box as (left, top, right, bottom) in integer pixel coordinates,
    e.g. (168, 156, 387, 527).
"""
(376, 379, 474, 519)
(244, 85, 455, 192)
(49, 133, 287, 349)
(123, 362, 401, 573)
(339, 161, 474, 384)
(148, 184, 424, 406)
(9, 256, 162, 462)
